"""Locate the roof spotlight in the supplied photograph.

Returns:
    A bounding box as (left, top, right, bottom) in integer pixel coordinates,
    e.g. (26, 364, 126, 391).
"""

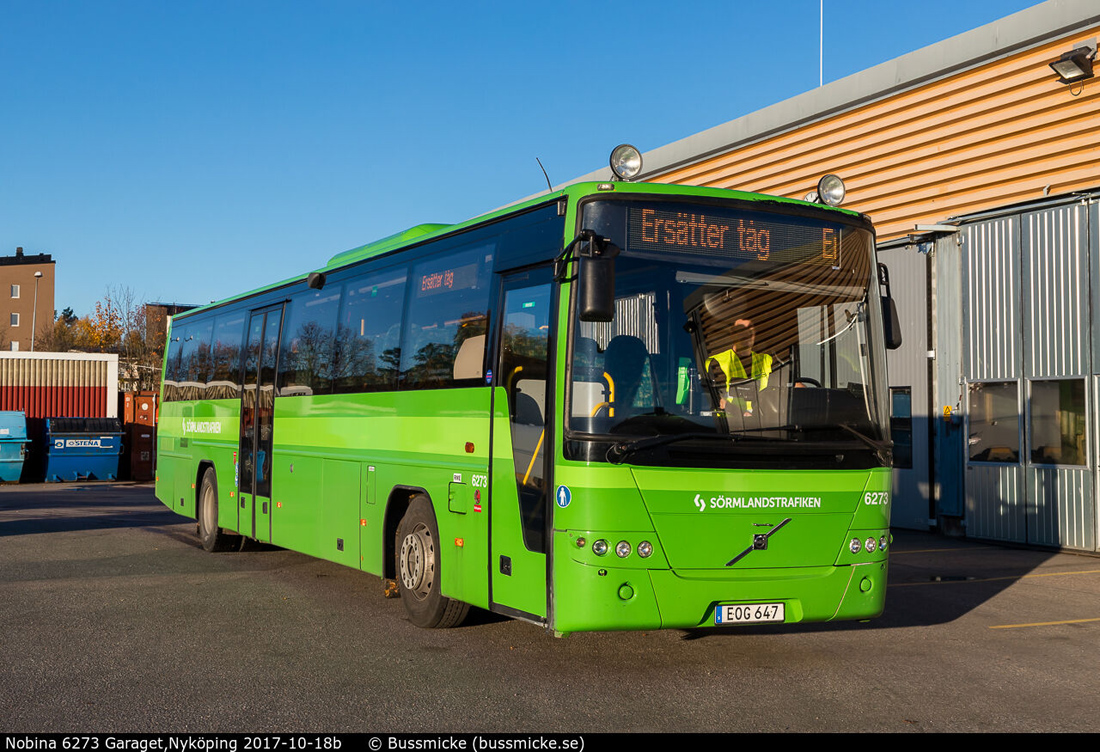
(816, 174, 846, 206)
(609, 144, 643, 181)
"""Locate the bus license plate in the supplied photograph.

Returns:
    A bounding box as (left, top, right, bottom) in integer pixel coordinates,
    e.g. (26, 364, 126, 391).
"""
(714, 603, 785, 625)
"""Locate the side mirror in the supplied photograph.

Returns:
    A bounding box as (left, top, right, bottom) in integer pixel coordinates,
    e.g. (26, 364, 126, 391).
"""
(576, 231, 620, 322)
(878, 263, 903, 350)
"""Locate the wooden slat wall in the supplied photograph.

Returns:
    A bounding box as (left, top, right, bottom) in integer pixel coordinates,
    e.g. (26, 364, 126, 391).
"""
(654, 26, 1100, 241)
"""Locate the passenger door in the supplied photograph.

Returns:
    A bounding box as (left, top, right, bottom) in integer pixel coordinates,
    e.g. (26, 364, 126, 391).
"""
(490, 268, 554, 619)
(238, 304, 283, 542)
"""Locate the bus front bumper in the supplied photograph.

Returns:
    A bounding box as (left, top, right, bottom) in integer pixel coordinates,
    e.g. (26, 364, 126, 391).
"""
(550, 557, 888, 634)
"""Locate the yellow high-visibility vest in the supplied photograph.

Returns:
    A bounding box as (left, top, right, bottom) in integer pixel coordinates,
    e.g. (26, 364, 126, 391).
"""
(705, 350, 773, 412)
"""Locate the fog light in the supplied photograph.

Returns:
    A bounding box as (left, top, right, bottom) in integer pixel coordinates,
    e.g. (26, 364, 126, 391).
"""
(638, 541, 653, 558)
(592, 539, 609, 556)
(615, 540, 631, 558)
(618, 583, 634, 600)
(864, 537, 876, 553)
(850, 538, 862, 554)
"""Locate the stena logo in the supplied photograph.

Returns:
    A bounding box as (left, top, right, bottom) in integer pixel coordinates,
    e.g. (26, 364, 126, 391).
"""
(66, 439, 103, 448)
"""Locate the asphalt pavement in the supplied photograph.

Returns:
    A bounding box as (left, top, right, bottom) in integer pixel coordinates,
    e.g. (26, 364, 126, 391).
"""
(2, 482, 1099, 733)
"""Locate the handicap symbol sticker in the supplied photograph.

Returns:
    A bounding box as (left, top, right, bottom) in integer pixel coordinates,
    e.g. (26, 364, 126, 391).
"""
(555, 485, 572, 508)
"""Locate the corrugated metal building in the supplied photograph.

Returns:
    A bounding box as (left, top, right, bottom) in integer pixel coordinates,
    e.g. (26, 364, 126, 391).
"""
(566, 0, 1100, 551)
(0, 352, 120, 479)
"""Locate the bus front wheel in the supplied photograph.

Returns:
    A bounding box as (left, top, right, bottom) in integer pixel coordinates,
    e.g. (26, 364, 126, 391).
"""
(198, 467, 238, 553)
(396, 495, 469, 628)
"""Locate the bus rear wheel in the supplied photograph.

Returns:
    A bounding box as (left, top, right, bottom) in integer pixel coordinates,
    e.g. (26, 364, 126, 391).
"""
(198, 467, 239, 553)
(396, 495, 469, 628)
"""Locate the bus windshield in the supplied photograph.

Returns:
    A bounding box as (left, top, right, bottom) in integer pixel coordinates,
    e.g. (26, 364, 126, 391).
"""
(567, 197, 890, 468)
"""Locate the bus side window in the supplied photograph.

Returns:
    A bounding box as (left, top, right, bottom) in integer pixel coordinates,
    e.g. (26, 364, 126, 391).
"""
(402, 244, 492, 389)
(181, 320, 214, 401)
(209, 311, 246, 400)
(163, 323, 186, 402)
(334, 267, 408, 394)
(278, 287, 342, 396)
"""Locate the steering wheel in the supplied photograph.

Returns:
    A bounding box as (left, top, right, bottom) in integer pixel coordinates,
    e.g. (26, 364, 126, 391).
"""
(793, 377, 822, 388)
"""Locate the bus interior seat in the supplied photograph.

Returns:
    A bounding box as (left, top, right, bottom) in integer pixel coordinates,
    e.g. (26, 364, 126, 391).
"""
(574, 336, 601, 375)
(513, 393, 542, 425)
(453, 334, 486, 380)
(602, 335, 648, 412)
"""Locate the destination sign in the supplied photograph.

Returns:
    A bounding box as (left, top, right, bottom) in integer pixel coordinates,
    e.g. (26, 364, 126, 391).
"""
(417, 260, 480, 297)
(627, 207, 842, 265)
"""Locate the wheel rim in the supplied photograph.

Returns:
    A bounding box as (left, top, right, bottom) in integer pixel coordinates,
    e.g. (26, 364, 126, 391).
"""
(201, 482, 216, 537)
(399, 522, 435, 601)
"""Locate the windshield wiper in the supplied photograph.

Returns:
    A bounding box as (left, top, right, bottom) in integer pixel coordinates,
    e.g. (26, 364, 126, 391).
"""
(731, 423, 890, 463)
(606, 432, 740, 465)
(815, 298, 866, 346)
(837, 423, 891, 463)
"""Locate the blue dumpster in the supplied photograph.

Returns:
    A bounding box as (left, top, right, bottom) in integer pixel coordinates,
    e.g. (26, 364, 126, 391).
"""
(0, 411, 28, 482)
(44, 417, 123, 482)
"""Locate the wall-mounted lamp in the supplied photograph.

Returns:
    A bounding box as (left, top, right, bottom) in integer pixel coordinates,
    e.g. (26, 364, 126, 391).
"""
(1049, 41, 1096, 85)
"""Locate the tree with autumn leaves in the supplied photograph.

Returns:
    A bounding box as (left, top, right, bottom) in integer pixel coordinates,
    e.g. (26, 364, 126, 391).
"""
(37, 286, 165, 391)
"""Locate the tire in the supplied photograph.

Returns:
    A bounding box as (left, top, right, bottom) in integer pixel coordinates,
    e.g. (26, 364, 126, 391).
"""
(395, 495, 469, 628)
(198, 467, 238, 552)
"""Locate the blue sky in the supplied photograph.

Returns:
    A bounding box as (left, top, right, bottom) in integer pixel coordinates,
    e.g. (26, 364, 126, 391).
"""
(2, 0, 1037, 317)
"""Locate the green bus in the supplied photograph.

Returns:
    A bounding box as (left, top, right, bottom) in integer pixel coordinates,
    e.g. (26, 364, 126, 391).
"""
(156, 148, 897, 634)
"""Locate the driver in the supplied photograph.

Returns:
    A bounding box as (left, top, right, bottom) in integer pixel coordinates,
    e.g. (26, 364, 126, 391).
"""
(705, 318, 773, 416)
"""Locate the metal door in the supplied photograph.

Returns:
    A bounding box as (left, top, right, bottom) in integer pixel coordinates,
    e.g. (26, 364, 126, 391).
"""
(880, 245, 932, 530)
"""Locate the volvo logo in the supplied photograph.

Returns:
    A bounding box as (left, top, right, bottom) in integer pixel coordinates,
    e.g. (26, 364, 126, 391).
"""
(726, 518, 793, 566)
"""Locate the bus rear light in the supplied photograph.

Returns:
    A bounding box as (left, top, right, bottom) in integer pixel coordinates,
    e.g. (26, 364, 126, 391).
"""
(615, 541, 631, 558)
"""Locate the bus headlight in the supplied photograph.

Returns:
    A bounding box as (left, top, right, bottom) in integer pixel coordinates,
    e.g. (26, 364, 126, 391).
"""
(879, 535, 888, 551)
(850, 538, 862, 554)
(609, 144, 643, 181)
(864, 537, 876, 553)
(637, 541, 653, 558)
(592, 539, 609, 556)
(615, 541, 632, 558)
